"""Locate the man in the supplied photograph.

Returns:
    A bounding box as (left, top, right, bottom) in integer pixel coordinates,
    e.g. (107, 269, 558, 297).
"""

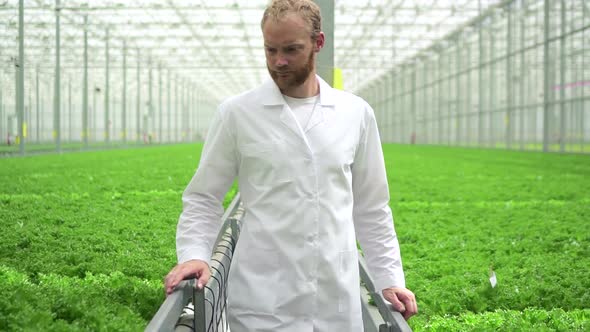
(164, 0, 417, 330)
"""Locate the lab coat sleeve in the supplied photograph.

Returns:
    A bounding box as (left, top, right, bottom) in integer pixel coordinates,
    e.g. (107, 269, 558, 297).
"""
(351, 103, 406, 291)
(176, 105, 238, 265)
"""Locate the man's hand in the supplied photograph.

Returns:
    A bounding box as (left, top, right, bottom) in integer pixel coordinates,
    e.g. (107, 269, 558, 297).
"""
(382, 287, 418, 320)
(164, 259, 210, 295)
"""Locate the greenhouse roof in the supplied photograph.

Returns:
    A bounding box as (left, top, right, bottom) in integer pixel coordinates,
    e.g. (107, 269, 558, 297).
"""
(0, 0, 503, 102)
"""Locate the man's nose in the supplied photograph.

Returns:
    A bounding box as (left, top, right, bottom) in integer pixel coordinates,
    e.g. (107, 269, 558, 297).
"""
(275, 55, 288, 67)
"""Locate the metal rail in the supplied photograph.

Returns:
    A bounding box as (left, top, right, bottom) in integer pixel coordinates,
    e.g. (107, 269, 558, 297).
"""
(145, 193, 242, 332)
(359, 256, 412, 332)
(146, 193, 412, 331)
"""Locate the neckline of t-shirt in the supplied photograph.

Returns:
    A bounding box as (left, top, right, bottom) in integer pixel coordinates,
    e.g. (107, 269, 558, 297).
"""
(282, 94, 319, 105)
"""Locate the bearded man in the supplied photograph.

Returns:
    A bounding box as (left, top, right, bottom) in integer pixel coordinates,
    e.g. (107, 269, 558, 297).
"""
(165, 1, 417, 330)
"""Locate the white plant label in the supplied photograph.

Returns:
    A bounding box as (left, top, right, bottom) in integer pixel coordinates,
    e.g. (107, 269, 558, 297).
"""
(489, 271, 497, 288)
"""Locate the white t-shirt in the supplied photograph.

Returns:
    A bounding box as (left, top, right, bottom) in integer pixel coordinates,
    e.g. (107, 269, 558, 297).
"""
(283, 94, 319, 132)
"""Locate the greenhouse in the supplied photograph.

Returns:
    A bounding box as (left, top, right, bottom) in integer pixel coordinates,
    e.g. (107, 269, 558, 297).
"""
(0, 0, 589, 331)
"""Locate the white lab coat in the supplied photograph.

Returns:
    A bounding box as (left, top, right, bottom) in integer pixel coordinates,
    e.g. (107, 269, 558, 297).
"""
(177, 75, 405, 331)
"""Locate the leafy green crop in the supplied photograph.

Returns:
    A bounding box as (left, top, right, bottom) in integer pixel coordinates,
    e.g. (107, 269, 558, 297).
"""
(382, 145, 590, 331)
(0, 143, 588, 330)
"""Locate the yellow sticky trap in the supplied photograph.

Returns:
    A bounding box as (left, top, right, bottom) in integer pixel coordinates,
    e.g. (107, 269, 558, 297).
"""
(23, 123, 27, 138)
(333, 67, 343, 90)
(52, 130, 57, 139)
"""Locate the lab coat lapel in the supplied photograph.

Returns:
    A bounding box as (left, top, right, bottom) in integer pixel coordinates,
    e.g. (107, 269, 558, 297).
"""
(304, 103, 324, 133)
(305, 76, 336, 132)
(279, 104, 306, 143)
(260, 75, 337, 148)
(260, 78, 310, 147)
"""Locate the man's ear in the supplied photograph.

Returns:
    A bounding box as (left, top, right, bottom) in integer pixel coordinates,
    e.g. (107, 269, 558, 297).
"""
(315, 32, 325, 52)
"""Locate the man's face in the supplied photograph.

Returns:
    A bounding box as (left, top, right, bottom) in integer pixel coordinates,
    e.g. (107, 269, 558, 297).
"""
(262, 13, 317, 92)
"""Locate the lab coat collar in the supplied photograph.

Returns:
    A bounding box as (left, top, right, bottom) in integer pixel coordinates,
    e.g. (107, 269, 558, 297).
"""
(261, 74, 337, 107)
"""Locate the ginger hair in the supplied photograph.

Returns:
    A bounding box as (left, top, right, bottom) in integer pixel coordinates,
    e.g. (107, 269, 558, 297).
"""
(261, 0, 322, 40)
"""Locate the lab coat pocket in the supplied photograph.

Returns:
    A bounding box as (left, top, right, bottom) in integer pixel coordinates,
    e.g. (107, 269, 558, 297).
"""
(240, 140, 292, 189)
(338, 250, 358, 313)
(231, 246, 281, 314)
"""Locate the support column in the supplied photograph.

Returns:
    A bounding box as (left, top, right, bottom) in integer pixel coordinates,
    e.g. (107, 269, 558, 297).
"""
(411, 66, 417, 144)
(520, 1, 526, 151)
(447, 51, 452, 145)
(54, 0, 61, 152)
(0, 84, 3, 143)
(136, 48, 141, 144)
(92, 84, 96, 143)
(489, 24, 496, 148)
(148, 55, 153, 141)
(180, 79, 186, 142)
(582, 1, 586, 153)
(421, 58, 430, 144)
(17, 0, 25, 153)
(466, 41, 472, 146)
(122, 39, 127, 145)
(456, 38, 462, 146)
(36, 65, 40, 143)
(167, 69, 171, 143)
(175, 75, 179, 142)
(542, 0, 551, 152)
(313, 0, 334, 86)
(437, 54, 443, 144)
(68, 77, 72, 143)
(400, 70, 406, 143)
(507, 6, 514, 149)
(104, 27, 110, 144)
(559, 0, 566, 152)
(478, 0, 484, 146)
(83, 15, 88, 147)
(158, 62, 162, 143)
